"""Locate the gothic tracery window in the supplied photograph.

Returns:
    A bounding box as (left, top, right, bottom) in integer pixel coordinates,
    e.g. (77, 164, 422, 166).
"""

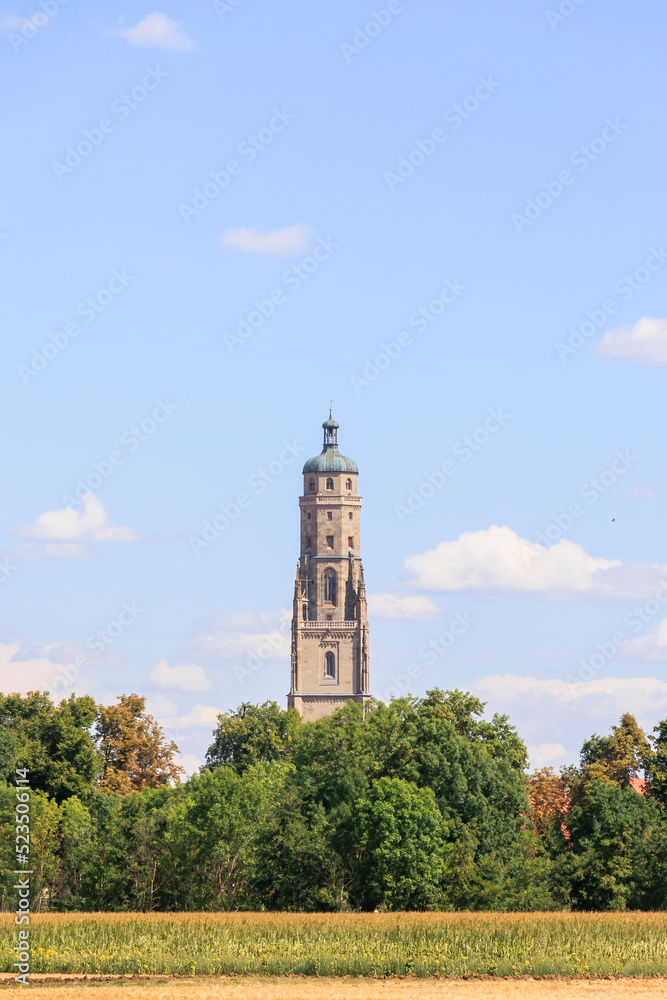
(325, 651, 335, 678)
(324, 568, 337, 604)
(326, 477, 334, 490)
(346, 478, 352, 490)
(309, 479, 315, 491)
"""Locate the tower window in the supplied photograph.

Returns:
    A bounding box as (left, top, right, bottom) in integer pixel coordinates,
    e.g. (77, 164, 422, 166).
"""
(309, 479, 315, 492)
(302, 604, 308, 620)
(348, 537, 354, 549)
(327, 511, 333, 520)
(326, 477, 334, 490)
(348, 512, 353, 520)
(325, 651, 335, 678)
(307, 512, 311, 520)
(346, 478, 352, 491)
(326, 535, 334, 549)
(324, 568, 337, 604)
(306, 535, 311, 550)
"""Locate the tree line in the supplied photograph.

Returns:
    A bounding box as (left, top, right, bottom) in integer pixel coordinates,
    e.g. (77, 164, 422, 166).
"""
(1, 688, 667, 911)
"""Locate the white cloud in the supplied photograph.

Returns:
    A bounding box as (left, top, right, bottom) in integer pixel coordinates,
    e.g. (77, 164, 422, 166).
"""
(16, 493, 142, 545)
(622, 618, 667, 661)
(368, 593, 440, 619)
(150, 660, 213, 692)
(470, 674, 667, 765)
(122, 13, 197, 50)
(146, 693, 179, 718)
(148, 695, 220, 730)
(0, 642, 65, 693)
(221, 224, 315, 255)
(0, 640, 123, 701)
(0, 640, 119, 694)
(184, 610, 291, 664)
(598, 316, 667, 365)
(173, 704, 221, 728)
(176, 752, 201, 777)
(404, 525, 620, 596)
(527, 743, 568, 768)
(475, 673, 667, 713)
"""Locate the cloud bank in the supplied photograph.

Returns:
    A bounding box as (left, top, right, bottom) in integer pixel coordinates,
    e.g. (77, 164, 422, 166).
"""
(404, 525, 621, 596)
(598, 316, 667, 365)
(17, 493, 141, 547)
(150, 660, 213, 692)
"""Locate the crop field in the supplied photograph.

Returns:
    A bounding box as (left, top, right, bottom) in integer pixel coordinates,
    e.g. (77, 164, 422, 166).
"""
(1, 912, 667, 980)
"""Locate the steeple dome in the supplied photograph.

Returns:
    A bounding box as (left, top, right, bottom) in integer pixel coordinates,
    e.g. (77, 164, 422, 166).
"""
(302, 411, 359, 474)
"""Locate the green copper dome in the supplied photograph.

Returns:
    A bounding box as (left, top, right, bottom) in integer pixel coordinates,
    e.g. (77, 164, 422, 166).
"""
(302, 412, 359, 474)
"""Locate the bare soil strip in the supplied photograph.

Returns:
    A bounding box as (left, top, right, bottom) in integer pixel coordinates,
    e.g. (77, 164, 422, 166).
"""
(1, 976, 667, 999)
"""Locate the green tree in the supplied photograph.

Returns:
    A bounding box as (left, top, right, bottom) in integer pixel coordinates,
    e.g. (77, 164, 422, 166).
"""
(560, 780, 667, 910)
(365, 691, 530, 895)
(205, 701, 302, 774)
(356, 777, 451, 910)
(649, 718, 667, 806)
(251, 788, 340, 911)
(289, 692, 531, 911)
(0, 691, 99, 801)
(579, 713, 652, 788)
(55, 795, 93, 910)
(177, 762, 287, 910)
(28, 789, 60, 911)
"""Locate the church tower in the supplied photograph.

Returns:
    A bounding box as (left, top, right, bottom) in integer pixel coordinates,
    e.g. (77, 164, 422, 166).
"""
(288, 413, 371, 721)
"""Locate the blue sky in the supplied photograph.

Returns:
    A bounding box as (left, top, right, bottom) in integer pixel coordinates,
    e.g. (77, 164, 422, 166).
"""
(2, 0, 667, 773)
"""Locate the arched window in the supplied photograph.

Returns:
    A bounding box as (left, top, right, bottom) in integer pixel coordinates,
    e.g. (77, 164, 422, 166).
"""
(325, 651, 335, 678)
(326, 477, 334, 490)
(323, 568, 337, 605)
(346, 478, 352, 491)
(309, 478, 315, 492)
